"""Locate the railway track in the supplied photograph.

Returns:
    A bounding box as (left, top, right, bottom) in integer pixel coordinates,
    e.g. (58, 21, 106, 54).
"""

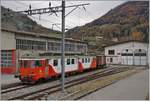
(1, 85, 29, 94)
(1, 82, 22, 90)
(23, 67, 121, 100)
(36, 67, 132, 100)
(1, 67, 105, 94)
(1, 67, 112, 99)
(1, 66, 132, 100)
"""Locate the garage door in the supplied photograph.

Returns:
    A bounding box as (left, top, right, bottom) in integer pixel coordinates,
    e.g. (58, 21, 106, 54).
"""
(134, 52, 147, 65)
(121, 54, 133, 65)
(141, 56, 147, 65)
(134, 56, 140, 65)
(121, 49, 147, 66)
(121, 49, 133, 65)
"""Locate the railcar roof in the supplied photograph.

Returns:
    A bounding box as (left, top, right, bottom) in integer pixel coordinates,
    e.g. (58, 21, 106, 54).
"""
(19, 58, 46, 60)
(19, 55, 95, 60)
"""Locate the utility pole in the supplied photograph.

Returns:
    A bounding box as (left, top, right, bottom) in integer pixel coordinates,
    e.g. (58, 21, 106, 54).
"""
(4, 1, 89, 93)
(61, 0, 65, 92)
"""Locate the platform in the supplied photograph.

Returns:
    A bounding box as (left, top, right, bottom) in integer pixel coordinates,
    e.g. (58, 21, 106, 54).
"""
(81, 69, 149, 100)
(1, 74, 20, 86)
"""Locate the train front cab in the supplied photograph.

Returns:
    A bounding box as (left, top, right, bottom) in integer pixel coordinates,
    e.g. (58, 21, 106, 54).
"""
(19, 59, 46, 84)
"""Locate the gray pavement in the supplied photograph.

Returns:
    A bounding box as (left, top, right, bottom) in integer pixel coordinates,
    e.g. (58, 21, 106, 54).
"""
(1, 74, 20, 86)
(81, 69, 149, 100)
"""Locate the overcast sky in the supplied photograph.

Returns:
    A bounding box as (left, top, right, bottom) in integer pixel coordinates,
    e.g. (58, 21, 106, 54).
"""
(1, 0, 126, 31)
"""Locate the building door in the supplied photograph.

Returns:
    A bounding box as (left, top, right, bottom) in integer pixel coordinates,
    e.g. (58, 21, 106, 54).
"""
(110, 58, 113, 63)
(134, 49, 147, 65)
(45, 60, 49, 77)
(1, 50, 16, 74)
(121, 49, 133, 65)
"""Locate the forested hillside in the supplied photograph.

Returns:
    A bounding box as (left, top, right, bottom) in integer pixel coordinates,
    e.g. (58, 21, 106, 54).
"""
(1, 6, 61, 35)
(66, 1, 149, 53)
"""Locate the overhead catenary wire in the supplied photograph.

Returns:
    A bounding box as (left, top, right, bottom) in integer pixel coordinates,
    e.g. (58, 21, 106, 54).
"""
(29, 16, 62, 31)
(29, 15, 55, 24)
(2, 1, 90, 30)
(2, 1, 99, 30)
(30, 15, 71, 31)
(2, 1, 90, 28)
(65, 6, 91, 26)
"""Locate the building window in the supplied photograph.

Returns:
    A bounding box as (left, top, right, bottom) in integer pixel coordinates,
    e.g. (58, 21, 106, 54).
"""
(110, 58, 113, 62)
(16, 39, 46, 50)
(85, 58, 87, 63)
(1, 50, 13, 67)
(107, 58, 109, 62)
(48, 42, 54, 51)
(65, 43, 75, 52)
(108, 50, 115, 55)
(121, 53, 133, 56)
(48, 42, 81, 53)
(16, 39, 87, 54)
(67, 59, 70, 65)
(82, 58, 84, 63)
(134, 53, 146, 56)
(71, 59, 75, 64)
(88, 58, 90, 63)
(53, 60, 58, 66)
(77, 44, 86, 53)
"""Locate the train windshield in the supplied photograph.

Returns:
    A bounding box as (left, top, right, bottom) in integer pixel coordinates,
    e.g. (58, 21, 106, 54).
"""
(20, 60, 42, 68)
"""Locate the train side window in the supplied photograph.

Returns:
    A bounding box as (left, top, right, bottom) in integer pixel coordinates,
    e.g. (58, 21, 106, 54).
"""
(71, 59, 75, 64)
(67, 59, 70, 65)
(53, 59, 58, 66)
(35, 60, 42, 67)
(85, 58, 87, 63)
(88, 58, 90, 62)
(82, 58, 84, 63)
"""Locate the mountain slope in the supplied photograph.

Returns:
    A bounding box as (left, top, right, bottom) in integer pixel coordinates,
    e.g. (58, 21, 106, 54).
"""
(66, 1, 149, 53)
(1, 6, 61, 35)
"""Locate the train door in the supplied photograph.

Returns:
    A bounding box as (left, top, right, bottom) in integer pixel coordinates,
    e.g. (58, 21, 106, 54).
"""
(45, 59, 49, 77)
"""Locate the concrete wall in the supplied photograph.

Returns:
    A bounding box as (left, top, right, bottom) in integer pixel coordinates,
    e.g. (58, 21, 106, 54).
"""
(1, 31, 16, 50)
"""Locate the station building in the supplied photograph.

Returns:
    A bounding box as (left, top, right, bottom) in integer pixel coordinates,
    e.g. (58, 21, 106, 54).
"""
(104, 41, 148, 66)
(1, 28, 87, 74)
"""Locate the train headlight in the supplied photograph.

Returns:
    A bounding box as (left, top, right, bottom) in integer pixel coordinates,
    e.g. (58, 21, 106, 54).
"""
(39, 70, 42, 73)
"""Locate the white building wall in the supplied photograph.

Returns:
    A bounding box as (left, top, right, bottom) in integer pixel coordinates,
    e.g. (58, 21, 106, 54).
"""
(105, 42, 148, 66)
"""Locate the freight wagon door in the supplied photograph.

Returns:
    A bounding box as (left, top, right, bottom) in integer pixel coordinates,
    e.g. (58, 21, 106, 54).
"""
(96, 56, 102, 66)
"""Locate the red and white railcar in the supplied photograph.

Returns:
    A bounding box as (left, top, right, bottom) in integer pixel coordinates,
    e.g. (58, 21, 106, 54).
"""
(19, 56, 96, 84)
